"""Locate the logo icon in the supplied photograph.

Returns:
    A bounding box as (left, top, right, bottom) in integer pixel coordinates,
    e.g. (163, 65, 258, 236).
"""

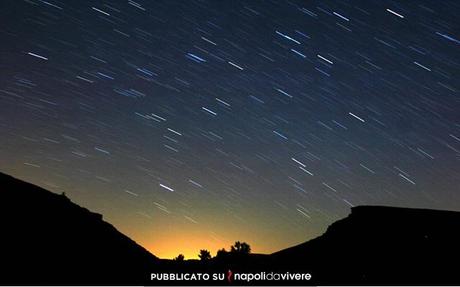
(227, 269, 233, 283)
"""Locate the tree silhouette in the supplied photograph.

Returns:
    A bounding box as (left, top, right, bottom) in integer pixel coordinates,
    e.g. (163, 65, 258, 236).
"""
(230, 241, 251, 254)
(174, 254, 184, 261)
(215, 248, 228, 259)
(231, 241, 241, 253)
(198, 249, 211, 261)
(240, 242, 251, 254)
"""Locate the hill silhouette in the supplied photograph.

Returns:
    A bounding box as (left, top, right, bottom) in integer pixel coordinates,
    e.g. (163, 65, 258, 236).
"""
(0, 172, 159, 285)
(1, 171, 460, 285)
(270, 205, 460, 285)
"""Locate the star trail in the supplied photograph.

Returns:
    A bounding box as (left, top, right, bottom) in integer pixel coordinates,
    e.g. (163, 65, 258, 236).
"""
(0, 0, 459, 259)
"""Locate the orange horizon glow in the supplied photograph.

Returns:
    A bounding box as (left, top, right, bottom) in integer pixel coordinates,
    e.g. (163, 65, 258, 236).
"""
(137, 228, 271, 260)
(140, 229, 233, 259)
(134, 225, 311, 260)
(121, 214, 310, 260)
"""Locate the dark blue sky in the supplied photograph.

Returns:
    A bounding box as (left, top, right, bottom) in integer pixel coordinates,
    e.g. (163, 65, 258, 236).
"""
(1, 0, 459, 258)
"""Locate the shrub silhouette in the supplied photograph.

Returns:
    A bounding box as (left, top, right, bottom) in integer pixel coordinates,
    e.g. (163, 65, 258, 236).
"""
(174, 254, 184, 262)
(198, 249, 211, 261)
(230, 241, 251, 254)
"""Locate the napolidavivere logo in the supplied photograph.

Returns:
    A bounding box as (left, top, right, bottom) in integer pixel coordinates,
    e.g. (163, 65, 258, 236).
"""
(151, 270, 312, 283)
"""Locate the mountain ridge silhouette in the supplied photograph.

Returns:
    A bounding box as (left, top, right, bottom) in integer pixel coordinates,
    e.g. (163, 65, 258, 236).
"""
(1, 171, 460, 285)
(270, 204, 460, 284)
(0, 172, 159, 285)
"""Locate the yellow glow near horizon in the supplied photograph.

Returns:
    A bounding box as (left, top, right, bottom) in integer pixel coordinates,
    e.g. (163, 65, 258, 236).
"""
(145, 238, 227, 260)
(133, 225, 301, 260)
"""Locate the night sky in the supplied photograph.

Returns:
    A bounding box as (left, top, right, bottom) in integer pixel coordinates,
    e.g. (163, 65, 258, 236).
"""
(1, 0, 459, 259)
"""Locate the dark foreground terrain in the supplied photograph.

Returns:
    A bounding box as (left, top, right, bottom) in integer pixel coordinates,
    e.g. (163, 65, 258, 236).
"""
(1, 172, 460, 285)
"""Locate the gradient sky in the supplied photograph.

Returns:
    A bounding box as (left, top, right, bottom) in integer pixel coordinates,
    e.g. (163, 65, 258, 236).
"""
(1, 0, 459, 259)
